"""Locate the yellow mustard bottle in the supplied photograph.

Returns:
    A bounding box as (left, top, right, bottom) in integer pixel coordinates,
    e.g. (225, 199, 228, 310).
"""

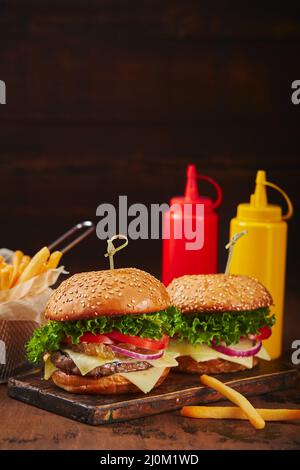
(229, 170, 293, 359)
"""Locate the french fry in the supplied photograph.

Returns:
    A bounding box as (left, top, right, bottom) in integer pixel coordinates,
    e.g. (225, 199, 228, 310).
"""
(18, 255, 31, 276)
(181, 406, 300, 422)
(38, 262, 48, 275)
(200, 374, 265, 430)
(0, 265, 13, 290)
(9, 255, 31, 287)
(11, 250, 24, 286)
(0, 256, 5, 269)
(16, 246, 50, 284)
(250, 408, 300, 421)
(0, 271, 5, 290)
(46, 251, 62, 270)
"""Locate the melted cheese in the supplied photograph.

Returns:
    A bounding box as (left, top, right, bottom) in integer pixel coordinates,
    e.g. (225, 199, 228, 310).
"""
(62, 348, 110, 375)
(168, 342, 222, 361)
(119, 367, 166, 394)
(43, 348, 176, 393)
(256, 346, 270, 361)
(147, 350, 179, 367)
(168, 340, 270, 369)
(44, 355, 57, 380)
(61, 348, 179, 376)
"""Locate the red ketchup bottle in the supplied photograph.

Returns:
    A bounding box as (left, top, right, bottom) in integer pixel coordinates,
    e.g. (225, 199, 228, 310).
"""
(162, 164, 222, 285)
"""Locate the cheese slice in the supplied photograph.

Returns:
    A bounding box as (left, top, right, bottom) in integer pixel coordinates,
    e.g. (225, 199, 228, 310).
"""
(208, 352, 253, 369)
(168, 341, 222, 361)
(256, 346, 271, 361)
(43, 348, 174, 393)
(61, 348, 179, 376)
(147, 350, 179, 368)
(44, 355, 58, 380)
(167, 340, 271, 369)
(119, 367, 166, 394)
(62, 348, 111, 375)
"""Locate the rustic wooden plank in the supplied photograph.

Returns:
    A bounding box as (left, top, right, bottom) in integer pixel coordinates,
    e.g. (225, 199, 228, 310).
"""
(0, 122, 300, 165)
(0, 141, 298, 216)
(1, 382, 300, 450)
(0, 40, 299, 121)
(0, 174, 298, 221)
(0, 149, 298, 281)
(1, 291, 300, 450)
(7, 360, 298, 425)
(0, 2, 298, 286)
(1, 0, 300, 40)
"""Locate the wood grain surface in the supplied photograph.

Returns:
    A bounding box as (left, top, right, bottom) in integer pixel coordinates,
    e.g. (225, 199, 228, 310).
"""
(1, 288, 300, 449)
(0, 1, 299, 449)
(1, 381, 300, 450)
(7, 360, 298, 425)
(0, 0, 299, 286)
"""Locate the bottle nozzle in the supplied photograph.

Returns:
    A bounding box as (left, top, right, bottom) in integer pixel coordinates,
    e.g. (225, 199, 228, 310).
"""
(251, 169, 268, 207)
(185, 164, 200, 201)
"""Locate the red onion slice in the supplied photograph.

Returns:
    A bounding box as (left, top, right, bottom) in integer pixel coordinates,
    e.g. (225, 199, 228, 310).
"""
(212, 338, 262, 357)
(110, 344, 164, 360)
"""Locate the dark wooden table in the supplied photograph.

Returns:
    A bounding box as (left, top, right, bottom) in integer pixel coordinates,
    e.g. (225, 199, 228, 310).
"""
(0, 289, 299, 450)
(0, 382, 300, 450)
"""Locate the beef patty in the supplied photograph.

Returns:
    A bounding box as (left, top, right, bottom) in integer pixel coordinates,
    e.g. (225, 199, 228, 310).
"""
(51, 351, 152, 378)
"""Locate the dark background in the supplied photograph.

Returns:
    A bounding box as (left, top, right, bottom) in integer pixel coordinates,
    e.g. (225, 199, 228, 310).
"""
(0, 1, 299, 304)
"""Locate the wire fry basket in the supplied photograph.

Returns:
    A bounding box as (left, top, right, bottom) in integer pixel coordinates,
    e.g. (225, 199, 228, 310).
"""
(0, 321, 38, 383)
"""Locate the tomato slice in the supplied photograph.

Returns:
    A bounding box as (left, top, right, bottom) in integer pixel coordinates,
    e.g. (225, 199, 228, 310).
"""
(79, 332, 113, 344)
(106, 332, 169, 350)
(257, 326, 272, 341)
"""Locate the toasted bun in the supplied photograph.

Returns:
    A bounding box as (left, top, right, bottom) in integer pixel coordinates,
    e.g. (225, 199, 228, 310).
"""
(51, 368, 170, 394)
(45, 268, 170, 321)
(167, 274, 272, 314)
(175, 356, 259, 374)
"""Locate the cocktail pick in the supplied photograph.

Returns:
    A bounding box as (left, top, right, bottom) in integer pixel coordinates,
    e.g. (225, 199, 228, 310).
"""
(104, 234, 128, 270)
(225, 230, 247, 274)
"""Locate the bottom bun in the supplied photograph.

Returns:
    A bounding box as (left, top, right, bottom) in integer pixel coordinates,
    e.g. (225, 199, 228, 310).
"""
(175, 356, 259, 374)
(52, 368, 170, 394)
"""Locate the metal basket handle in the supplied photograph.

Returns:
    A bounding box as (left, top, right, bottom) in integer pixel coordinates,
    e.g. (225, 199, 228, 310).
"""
(48, 220, 95, 254)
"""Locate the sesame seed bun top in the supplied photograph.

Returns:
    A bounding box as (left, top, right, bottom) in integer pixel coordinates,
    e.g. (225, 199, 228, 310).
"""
(167, 274, 273, 314)
(45, 268, 170, 321)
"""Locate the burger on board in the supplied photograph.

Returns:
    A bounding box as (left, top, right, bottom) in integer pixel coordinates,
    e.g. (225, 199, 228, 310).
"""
(27, 269, 275, 393)
(26, 268, 181, 394)
(167, 274, 275, 374)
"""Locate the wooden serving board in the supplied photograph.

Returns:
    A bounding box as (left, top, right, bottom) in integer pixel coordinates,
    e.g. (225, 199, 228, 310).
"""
(8, 360, 298, 426)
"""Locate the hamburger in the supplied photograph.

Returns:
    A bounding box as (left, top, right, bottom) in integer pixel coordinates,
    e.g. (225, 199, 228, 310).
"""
(26, 268, 181, 394)
(167, 274, 275, 374)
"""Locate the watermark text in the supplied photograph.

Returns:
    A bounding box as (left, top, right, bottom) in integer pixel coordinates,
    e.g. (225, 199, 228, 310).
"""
(291, 339, 300, 365)
(0, 80, 6, 104)
(291, 80, 300, 105)
(96, 196, 204, 250)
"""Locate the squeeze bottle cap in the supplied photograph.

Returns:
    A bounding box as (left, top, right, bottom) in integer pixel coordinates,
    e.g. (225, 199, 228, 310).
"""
(170, 164, 223, 212)
(237, 170, 293, 222)
(184, 164, 200, 201)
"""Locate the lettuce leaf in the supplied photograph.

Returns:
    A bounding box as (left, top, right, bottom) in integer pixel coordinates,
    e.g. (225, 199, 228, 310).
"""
(26, 306, 275, 364)
(26, 306, 182, 364)
(175, 307, 275, 346)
